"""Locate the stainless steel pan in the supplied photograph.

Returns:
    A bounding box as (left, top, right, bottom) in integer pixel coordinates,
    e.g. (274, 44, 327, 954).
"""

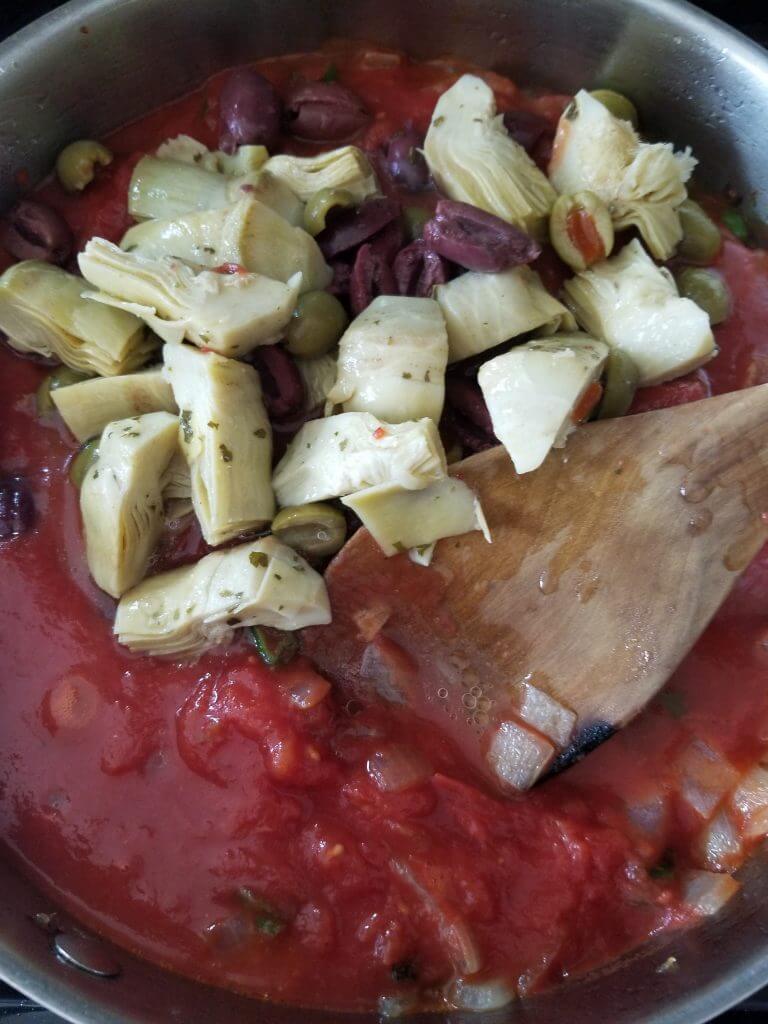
(2, 0, 768, 1020)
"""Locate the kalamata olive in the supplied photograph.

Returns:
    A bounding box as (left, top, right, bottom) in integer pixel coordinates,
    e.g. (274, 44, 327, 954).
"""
(0, 477, 35, 539)
(384, 128, 430, 191)
(445, 377, 495, 435)
(246, 344, 305, 420)
(423, 199, 541, 272)
(284, 81, 370, 143)
(328, 259, 353, 297)
(350, 243, 397, 315)
(446, 410, 496, 454)
(502, 109, 553, 153)
(218, 68, 282, 153)
(316, 197, 401, 260)
(0, 200, 73, 265)
(367, 217, 405, 263)
(393, 240, 449, 297)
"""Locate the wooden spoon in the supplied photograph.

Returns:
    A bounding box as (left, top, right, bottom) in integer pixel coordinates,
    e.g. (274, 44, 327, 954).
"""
(303, 384, 768, 793)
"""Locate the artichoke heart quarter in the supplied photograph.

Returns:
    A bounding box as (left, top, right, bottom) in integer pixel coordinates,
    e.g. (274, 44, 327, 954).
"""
(163, 342, 274, 545)
(80, 411, 181, 598)
(0, 260, 153, 376)
(78, 238, 301, 357)
(424, 74, 556, 238)
(264, 146, 378, 203)
(114, 536, 331, 657)
(52, 367, 176, 443)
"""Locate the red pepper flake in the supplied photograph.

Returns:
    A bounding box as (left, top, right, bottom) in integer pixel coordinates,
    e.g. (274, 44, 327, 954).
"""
(372, 427, 388, 440)
(213, 263, 248, 275)
(566, 207, 606, 266)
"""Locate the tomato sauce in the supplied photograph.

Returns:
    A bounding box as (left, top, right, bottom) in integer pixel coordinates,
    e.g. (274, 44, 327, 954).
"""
(1, 45, 768, 1015)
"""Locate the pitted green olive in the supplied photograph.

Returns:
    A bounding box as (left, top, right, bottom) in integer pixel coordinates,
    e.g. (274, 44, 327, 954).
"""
(677, 199, 722, 265)
(271, 502, 347, 559)
(597, 349, 640, 420)
(590, 89, 639, 128)
(69, 438, 100, 488)
(676, 267, 731, 325)
(549, 191, 614, 271)
(284, 290, 348, 359)
(56, 140, 113, 192)
(303, 187, 355, 236)
(36, 366, 91, 416)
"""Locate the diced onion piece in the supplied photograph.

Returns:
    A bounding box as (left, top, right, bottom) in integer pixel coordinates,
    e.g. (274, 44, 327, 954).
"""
(327, 296, 448, 423)
(0, 260, 153, 377)
(121, 197, 331, 293)
(698, 808, 743, 872)
(731, 764, 768, 838)
(549, 90, 697, 260)
(513, 680, 576, 748)
(342, 478, 490, 557)
(114, 535, 330, 657)
(564, 239, 714, 386)
(681, 869, 740, 917)
(80, 412, 180, 597)
(424, 75, 556, 238)
(297, 352, 338, 412)
(163, 343, 273, 546)
(79, 238, 301, 358)
(264, 146, 378, 203)
(367, 744, 432, 792)
(156, 134, 269, 175)
(478, 333, 608, 474)
(272, 412, 447, 507)
(52, 368, 176, 443)
(677, 740, 739, 821)
(435, 266, 575, 363)
(446, 977, 516, 1011)
(487, 720, 555, 791)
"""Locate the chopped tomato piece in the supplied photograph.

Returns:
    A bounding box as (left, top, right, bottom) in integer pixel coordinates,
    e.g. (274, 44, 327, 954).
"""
(572, 381, 603, 423)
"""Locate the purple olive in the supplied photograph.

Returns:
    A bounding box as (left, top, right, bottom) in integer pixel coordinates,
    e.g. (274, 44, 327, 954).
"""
(350, 243, 397, 315)
(0, 477, 35, 539)
(393, 240, 449, 298)
(384, 128, 430, 191)
(0, 200, 73, 265)
(502, 109, 553, 154)
(328, 259, 353, 298)
(367, 217, 404, 263)
(284, 81, 369, 143)
(316, 197, 400, 260)
(447, 411, 496, 453)
(218, 68, 282, 153)
(423, 199, 541, 273)
(446, 378, 494, 435)
(246, 344, 305, 420)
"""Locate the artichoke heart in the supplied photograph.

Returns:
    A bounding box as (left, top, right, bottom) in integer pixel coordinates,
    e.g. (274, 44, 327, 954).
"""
(121, 197, 332, 293)
(80, 411, 182, 598)
(273, 412, 447, 508)
(114, 536, 331, 657)
(342, 477, 491, 557)
(424, 75, 556, 238)
(79, 238, 301, 357)
(326, 296, 448, 423)
(0, 260, 154, 376)
(264, 146, 379, 203)
(298, 352, 339, 412)
(163, 342, 274, 545)
(563, 239, 715, 386)
(549, 90, 697, 260)
(156, 133, 269, 175)
(128, 155, 304, 226)
(478, 333, 609, 475)
(52, 367, 176, 442)
(435, 266, 576, 363)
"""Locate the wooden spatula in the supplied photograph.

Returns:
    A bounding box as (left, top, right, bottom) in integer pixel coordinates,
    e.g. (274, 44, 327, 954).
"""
(303, 384, 768, 793)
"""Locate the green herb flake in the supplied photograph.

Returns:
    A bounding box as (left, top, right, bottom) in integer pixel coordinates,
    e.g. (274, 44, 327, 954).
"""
(432, 115, 445, 128)
(322, 62, 339, 83)
(392, 541, 407, 553)
(402, 372, 412, 380)
(207, 420, 219, 429)
(249, 551, 269, 568)
(219, 443, 233, 463)
(180, 410, 193, 443)
(254, 427, 266, 438)
(274, 573, 283, 581)
(722, 208, 749, 242)
(339, 439, 348, 451)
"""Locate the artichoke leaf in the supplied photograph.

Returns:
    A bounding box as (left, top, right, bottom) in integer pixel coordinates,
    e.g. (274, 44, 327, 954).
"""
(563, 239, 715, 386)
(114, 535, 331, 657)
(161, 448, 193, 521)
(273, 412, 447, 507)
(80, 411, 181, 598)
(79, 238, 301, 357)
(549, 90, 697, 260)
(0, 260, 154, 376)
(156, 134, 269, 175)
(298, 352, 339, 412)
(121, 197, 332, 293)
(478, 333, 609, 475)
(163, 342, 274, 546)
(435, 266, 576, 363)
(326, 296, 448, 423)
(424, 75, 556, 238)
(264, 146, 379, 203)
(52, 367, 176, 442)
(342, 477, 491, 557)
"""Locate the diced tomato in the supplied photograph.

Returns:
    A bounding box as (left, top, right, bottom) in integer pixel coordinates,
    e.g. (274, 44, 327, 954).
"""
(572, 381, 604, 423)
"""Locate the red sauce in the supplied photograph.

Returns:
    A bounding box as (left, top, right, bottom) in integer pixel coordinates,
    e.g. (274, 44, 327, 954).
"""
(1, 45, 768, 1014)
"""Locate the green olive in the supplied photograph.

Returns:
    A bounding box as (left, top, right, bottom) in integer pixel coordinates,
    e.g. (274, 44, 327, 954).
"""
(69, 438, 100, 488)
(36, 366, 91, 416)
(597, 349, 640, 420)
(284, 290, 348, 359)
(303, 187, 355, 236)
(271, 502, 347, 559)
(675, 267, 731, 325)
(403, 206, 431, 242)
(590, 89, 639, 128)
(677, 199, 722, 264)
(56, 140, 113, 193)
(247, 625, 300, 668)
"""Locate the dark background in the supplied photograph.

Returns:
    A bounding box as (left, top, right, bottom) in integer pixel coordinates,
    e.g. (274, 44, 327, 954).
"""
(0, 0, 767, 1020)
